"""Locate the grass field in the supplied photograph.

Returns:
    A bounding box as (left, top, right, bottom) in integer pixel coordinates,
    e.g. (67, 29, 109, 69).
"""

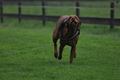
(0, 18, 120, 80)
(0, 1, 120, 80)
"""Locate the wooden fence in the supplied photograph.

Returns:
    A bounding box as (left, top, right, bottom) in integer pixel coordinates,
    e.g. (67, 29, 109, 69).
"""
(0, 1, 120, 29)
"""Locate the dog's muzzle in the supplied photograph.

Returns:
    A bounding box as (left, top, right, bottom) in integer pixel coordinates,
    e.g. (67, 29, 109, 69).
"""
(70, 21, 77, 26)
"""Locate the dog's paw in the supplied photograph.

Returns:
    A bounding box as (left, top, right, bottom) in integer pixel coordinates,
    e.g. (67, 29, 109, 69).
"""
(74, 54, 76, 58)
(74, 55, 76, 58)
(54, 53, 58, 59)
(74, 52, 76, 58)
(58, 56, 62, 60)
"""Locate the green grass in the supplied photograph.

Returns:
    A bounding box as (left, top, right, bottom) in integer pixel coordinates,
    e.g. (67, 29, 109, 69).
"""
(0, 1, 120, 80)
(0, 18, 120, 80)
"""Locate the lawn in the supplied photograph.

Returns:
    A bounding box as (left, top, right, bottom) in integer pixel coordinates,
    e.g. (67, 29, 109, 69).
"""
(0, 1, 120, 80)
(0, 18, 120, 80)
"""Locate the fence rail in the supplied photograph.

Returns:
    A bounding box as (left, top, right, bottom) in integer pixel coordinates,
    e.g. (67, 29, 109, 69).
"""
(0, 1, 120, 29)
(1, 5, 120, 10)
(3, 13, 120, 25)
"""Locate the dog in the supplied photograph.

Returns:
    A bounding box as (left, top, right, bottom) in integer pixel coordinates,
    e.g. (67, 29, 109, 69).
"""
(52, 15, 81, 63)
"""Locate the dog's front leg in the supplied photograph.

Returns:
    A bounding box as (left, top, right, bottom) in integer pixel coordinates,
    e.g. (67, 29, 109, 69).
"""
(54, 42, 58, 58)
(58, 44, 65, 60)
(70, 46, 76, 63)
(53, 29, 59, 58)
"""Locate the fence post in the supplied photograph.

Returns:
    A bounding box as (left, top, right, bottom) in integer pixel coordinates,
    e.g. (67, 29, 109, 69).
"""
(0, 2, 3, 23)
(76, 1, 80, 17)
(110, 2, 114, 30)
(42, 1, 46, 26)
(18, 2, 21, 23)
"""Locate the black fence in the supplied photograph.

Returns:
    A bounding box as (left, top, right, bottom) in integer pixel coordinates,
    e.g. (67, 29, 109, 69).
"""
(0, 1, 120, 29)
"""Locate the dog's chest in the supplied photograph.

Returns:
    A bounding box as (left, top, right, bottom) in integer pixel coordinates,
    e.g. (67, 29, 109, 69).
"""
(60, 39, 76, 46)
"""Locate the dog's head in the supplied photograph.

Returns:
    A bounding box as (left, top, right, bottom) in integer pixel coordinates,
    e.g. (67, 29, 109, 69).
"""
(65, 15, 81, 27)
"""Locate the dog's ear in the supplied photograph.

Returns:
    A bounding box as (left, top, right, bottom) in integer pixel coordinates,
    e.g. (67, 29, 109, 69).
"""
(75, 16, 81, 26)
(65, 17, 69, 24)
(64, 18, 70, 27)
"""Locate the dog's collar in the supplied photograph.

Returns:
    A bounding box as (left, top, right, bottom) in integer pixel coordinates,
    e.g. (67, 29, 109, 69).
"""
(59, 28, 80, 41)
(59, 18, 80, 41)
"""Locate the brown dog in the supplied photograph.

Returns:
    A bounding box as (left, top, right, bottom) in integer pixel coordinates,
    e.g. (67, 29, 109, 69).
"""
(52, 15, 81, 63)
